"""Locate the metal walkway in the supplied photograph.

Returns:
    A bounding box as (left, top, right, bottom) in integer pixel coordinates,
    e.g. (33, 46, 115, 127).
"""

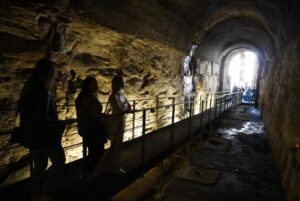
(0, 92, 242, 201)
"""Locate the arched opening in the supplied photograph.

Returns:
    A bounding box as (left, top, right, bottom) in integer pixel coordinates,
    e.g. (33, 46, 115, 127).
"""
(228, 51, 258, 90)
(225, 50, 259, 103)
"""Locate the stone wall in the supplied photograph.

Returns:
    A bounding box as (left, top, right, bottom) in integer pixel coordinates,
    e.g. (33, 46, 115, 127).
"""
(0, 0, 191, 186)
(195, 59, 220, 93)
(260, 37, 300, 201)
(0, 0, 222, 187)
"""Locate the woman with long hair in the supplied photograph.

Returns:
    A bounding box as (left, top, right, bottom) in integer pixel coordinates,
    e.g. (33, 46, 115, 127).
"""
(94, 75, 131, 175)
(75, 76, 107, 175)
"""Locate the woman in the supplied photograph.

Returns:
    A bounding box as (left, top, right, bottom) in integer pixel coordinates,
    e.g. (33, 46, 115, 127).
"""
(19, 58, 65, 201)
(94, 75, 131, 175)
(75, 76, 107, 174)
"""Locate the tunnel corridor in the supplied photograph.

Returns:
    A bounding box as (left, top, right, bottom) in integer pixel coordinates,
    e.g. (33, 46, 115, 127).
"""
(145, 105, 283, 201)
(0, 0, 300, 201)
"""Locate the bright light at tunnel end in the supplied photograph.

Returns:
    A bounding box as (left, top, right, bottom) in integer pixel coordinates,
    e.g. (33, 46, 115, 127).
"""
(228, 51, 258, 91)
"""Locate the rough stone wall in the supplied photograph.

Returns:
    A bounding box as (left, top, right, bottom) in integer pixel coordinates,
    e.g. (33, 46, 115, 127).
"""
(260, 37, 300, 201)
(195, 60, 220, 92)
(0, 1, 192, 186)
(0, 0, 223, 187)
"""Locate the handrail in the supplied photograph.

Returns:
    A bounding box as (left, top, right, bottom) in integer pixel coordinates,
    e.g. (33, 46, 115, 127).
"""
(0, 91, 242, 186)
(0, 92, 240, 136)
(0, 91, 232, 111)
(0, 92, 241, 155)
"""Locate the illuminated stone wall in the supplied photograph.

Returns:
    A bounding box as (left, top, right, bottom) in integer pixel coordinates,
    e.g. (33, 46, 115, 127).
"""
(0, 0, 191, 186)
(0, 0, 224, 187)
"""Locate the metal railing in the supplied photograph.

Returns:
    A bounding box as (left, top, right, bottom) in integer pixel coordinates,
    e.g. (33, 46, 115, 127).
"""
(0, 91, 242, 185)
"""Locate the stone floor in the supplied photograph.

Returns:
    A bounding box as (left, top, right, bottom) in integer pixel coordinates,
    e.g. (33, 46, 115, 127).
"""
(146, 105, 284, 201)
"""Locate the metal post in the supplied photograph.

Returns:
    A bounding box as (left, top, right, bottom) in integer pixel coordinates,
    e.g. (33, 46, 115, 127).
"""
(214, 98, 218, 121)
(223, 95, 226, 113)
(170, 97, 175, 150)
(156, 96, 159, 129)
(223, 95, 226, 112)
(141, 110, 146, 164)
(199, 95, 202, 114)
(200, 100, 204, 129)
(230, 94, 232, 108)
(187, 102, 193, 159)
(132, 100, 136, 140)
(208, 98, 212, 123)
(219, 96, 222, 115)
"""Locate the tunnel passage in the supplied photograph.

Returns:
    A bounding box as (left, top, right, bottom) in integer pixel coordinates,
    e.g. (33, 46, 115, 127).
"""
(0, 0, 300, 201)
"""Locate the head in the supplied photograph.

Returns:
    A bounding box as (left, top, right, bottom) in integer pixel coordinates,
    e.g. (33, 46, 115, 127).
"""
(80, 76, 98, 95)
(111, 75, 124, 94)
(44, 51, 59, 62)
(33, 58, 57, 90)
(76, 76, 98, 109)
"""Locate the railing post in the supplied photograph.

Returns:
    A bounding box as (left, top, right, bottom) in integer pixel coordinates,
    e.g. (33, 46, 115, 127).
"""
(141, 110, 146, 165)
(199, 95, 202, 114)
(208, 98, 212, 123)
(200, 100, 204, 129)
(214, 98, 218, 121)
(170, 97, 175, 150)
(132, 100, 136, 140)
(223, 95, 226, 112)
(219, 96, 222, 115)
(229, 94, 232, 110)
(156, 96, 159, 128)
(187, 101, 193, 159)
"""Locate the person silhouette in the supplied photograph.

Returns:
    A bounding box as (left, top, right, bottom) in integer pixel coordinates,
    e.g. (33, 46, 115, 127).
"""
(75, 76, 107, 176)
(19, 58, 65, 201)
(94, 75, 131, 175)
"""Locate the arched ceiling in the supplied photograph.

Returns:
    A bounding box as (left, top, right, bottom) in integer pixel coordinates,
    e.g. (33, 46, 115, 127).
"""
(157, 0, 298, 64)
(195, 17, 274, 63)
(0, 0, 298, 64)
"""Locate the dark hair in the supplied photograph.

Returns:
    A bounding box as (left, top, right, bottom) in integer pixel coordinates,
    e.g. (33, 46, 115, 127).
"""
(75, 76, 96, 109)
(33, 58, 57, 82)
(111, 75, 124, 93)
(22, 58, 57, 95)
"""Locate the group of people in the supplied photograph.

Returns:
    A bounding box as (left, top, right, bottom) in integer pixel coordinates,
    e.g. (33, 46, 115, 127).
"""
(242, 87, 256, 103)
(232, 86, 256, 103)
(18, 57, 131, 201)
